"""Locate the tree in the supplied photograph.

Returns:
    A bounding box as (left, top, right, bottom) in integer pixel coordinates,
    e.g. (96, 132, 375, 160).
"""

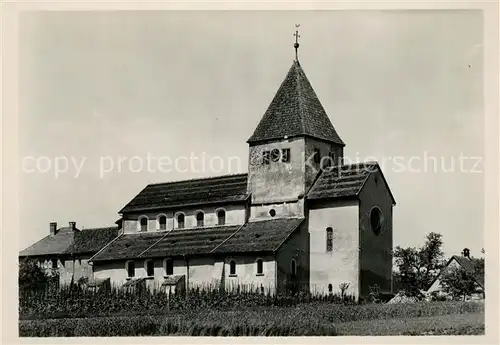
(18, 258, 49, 292)
(474, 257, 485, 280)
(440, 266, 480, 301)
(393, 232, 445, 296)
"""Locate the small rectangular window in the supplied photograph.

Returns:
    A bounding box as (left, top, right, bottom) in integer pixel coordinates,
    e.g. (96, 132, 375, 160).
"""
(229, 260, 236, 275)
(51, 258, 58, 269)
(262, 151, 270, 165)
(146, 260, 154, 277)
(165, 259, 174, 276)
(256, 259, 263, 275)
(127, 262, 135, 278)
(281, 148, 290, 163)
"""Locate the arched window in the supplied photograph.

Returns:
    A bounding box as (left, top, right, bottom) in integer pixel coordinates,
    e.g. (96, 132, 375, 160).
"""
(217, 209, 226, 226)
(370, 207, 383, 235)
(164, 258, 174, 276)
(229, 260, 236, 276)
(176, 213, 185, 229)
(196, 211, 204, 227)
(158, 215, 167, 230)
(145, 260, 154, 277)
(326, 227, 333, 252)
(328, 284, 333, 293)
(291, 259, 297, 278)
(126, 261, 135, 278)
(139, 216, 148, 232)
(256, 259, 263, 275)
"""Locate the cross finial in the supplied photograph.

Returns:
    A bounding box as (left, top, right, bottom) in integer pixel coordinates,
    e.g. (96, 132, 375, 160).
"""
(294, 24, 300, 61)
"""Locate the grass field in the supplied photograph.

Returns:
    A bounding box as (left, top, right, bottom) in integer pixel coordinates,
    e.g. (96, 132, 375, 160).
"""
(335, 312, 484, 336)
(19, 302, 485, 336)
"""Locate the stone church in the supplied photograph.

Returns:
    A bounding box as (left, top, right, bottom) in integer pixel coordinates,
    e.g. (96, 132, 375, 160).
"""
(20, 45, 395, 299)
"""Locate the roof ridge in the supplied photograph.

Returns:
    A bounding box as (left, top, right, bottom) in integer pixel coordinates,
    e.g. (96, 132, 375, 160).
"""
(295, 62, 306, 136)
(146, 173, 248, 187)
(80, 226, 119, 231)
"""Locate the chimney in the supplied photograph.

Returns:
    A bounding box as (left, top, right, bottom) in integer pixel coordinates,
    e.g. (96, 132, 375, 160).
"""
(462, 248, 471, 259)
(69, 221, 76, 231)
(49, 222, 57, 235)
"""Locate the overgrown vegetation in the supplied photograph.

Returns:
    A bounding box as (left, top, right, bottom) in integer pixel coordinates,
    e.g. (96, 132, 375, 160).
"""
(440, 263, 484, 301)
(19, 302, 484, 337)
(18, 258, 59, 293)
(19, 284, 356, 320)
(392, 232, 445, 296)
(18, 233, 487, 336)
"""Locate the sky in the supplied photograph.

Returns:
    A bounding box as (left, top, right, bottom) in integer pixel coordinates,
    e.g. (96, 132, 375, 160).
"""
(18, 10, 484, 257)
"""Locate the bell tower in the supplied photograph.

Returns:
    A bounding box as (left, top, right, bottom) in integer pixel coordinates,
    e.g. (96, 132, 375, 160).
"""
(247, 27, 344, 219)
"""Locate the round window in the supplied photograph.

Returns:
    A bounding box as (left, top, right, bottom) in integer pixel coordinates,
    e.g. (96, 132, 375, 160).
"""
(270, 149, 281, 162)
(269, 209, 276, 217)
(370, 207, 383, 235)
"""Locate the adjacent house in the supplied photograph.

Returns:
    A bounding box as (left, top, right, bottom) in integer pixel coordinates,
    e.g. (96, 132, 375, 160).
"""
(19, 221, 120, 286)
(427, 248, 485, 300)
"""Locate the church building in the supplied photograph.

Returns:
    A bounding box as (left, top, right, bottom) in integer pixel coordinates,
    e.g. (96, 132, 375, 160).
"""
(20, 35, 396, 299)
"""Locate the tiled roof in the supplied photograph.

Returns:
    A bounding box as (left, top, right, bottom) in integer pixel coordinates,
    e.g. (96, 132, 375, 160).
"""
(307, 162, 396, 205)
(65, 227, 120, 255)
(213, 218, 304, 253)
(427, 255, 484, 291)
(452, 256, 484, 287)
(142, 226, 241, 258)
(19, 227, 75, 257)
(90, 232, 166, 262)
(120, 174, 249, 213)
(247, 60, 344, 145)
(19, 226, 121, 258)
(307, 163, 374, 200)
(90, 218, 304, 262)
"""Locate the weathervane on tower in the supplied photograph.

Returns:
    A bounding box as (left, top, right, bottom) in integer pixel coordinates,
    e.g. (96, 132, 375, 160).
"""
(294, 24, 300, 62)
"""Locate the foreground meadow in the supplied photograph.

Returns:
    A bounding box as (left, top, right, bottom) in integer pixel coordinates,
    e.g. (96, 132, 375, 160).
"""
(19, 299, 484, 336)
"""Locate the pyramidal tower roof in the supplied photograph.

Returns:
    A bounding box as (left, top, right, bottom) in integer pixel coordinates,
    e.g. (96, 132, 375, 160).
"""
(247, 60, 344, 145)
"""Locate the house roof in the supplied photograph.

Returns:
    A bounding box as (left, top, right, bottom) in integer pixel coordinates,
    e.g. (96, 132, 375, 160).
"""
(90, 218, 304, 262)
(306, 162, 396, 205)
(65, 227, 120, 255)
(141, 226, 241, 258)
(119, 173, 249, 213)
(19, 227, 76, 257)
(247, 60, 344, 145)
(213, 218, 304, 253)
(452, 255, 484, 287)
(19, 226, 120, 258)
(428, 255, 485, 290)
